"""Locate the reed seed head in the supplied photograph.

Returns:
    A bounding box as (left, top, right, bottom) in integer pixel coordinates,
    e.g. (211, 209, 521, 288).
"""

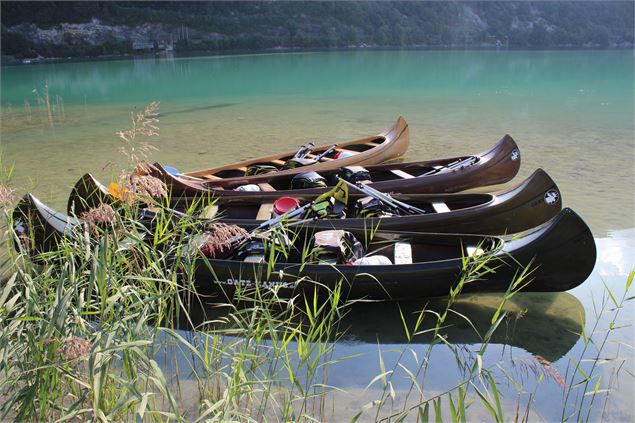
(80, 203, 117, 236)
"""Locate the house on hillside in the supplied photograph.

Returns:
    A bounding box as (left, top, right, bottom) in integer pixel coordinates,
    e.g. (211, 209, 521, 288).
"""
(132, 39, 154, 51)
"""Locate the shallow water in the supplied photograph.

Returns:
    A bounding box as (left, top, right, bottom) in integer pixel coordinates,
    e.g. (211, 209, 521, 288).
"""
(1, 49, 633, 420)
(1, 49, 633, 234)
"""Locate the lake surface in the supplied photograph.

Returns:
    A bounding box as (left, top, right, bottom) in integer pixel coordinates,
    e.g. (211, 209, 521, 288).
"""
(1, 49, 633, 420)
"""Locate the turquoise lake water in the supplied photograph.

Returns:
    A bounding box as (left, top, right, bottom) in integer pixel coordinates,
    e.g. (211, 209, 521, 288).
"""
(1, 49, 633, 233)
(1, 49, 633, 420)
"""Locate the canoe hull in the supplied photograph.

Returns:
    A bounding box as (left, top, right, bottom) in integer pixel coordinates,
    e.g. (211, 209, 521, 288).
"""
(192, 209, 595, 301)
(216, 168, 560, 234)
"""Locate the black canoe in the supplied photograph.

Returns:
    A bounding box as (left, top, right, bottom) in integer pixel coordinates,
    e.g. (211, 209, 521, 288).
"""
(150, 134, 521, 199)
(15, 195, 596, 300)
(68, 168, 562, 235)
(190, 208, 595, 300)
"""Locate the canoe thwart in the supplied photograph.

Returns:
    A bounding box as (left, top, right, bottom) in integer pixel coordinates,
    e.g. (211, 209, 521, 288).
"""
(256, 203, 274, 220)
(394, 241, 413, 264)
(432, 202, 451, 213)
(257, 183, 276, 192)
(390, 169, 415, 179)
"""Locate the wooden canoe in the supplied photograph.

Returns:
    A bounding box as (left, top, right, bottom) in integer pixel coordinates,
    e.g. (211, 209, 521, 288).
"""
(196, 168, 560, 234)
(15, 195, 595, 300)
(67, 168, 561, 236)
(163, 116, 409, 183)
(151, 134, 521, 199)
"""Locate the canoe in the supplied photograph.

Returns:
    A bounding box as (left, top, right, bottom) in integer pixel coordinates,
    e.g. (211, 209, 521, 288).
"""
(163, 116, 409, 182)
(190, 208, 595, 300)
(151, 134, 521, 199)
(15, 195, 596, 300)
(68, 168, 561, 235)
(191, 168, 560, 234)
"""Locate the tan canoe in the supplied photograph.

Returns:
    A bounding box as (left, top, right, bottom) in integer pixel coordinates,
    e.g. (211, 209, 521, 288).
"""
(165, 116, 409, 184)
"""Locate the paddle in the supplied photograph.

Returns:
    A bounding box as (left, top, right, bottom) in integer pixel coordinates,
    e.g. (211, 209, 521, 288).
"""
(253, 179, 348, 231)
(292, 142, 315, 159)
(312, 144, 338, 161)
(336, 177, 425, 215)
(421, 156, 478, 176)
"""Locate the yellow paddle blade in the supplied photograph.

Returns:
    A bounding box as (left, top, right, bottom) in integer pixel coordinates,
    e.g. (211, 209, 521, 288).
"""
(108, 183, 130, 202)
(314, 179, 348, 205)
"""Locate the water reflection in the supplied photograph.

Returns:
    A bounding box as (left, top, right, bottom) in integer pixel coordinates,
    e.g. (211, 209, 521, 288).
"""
(178, 291, 583, 364)
(336, 292, 583, 363)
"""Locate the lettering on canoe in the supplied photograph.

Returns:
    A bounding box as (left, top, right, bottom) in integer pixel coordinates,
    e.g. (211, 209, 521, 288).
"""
(215, 278, 295, 289)
(511, 149, 520, 161)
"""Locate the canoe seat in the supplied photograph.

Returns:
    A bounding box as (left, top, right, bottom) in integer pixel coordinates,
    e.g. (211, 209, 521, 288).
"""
(200, 204, 219, 219)
(394, 242, 413, 265)
(432, 202, 451, 213)
(337, 149, 358, 156)
(237, 167, 248, 172)
(271, 159, 285, 165)
(256, 203, 274, 220)
(257, 183, 276, 192)
(390, 169, 415, 179)
(202, 174, 221, 180)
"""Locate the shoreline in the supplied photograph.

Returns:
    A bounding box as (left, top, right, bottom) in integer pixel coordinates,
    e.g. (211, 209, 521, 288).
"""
(2, 44, 633, 67)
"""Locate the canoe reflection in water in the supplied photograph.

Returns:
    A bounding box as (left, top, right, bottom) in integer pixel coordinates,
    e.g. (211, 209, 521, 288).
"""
(182, 291, 584, 363)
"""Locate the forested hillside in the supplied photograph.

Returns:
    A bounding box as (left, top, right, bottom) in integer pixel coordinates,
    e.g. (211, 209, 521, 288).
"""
(2, 1, 633, 59)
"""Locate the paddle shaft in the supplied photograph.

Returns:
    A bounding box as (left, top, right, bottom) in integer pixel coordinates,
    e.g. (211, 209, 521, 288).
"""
(312, 145, 338, 161)
(336, 177, 425, 215)
(421, 156, 478, 177)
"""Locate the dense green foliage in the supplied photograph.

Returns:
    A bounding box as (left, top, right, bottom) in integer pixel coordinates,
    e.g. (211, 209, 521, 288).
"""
(1, 1, 633, 59)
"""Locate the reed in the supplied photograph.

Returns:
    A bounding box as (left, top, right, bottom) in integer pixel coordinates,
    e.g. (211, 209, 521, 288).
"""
(23, 99, 32, 122)
(31, 84, 55, 128)
(7, 85, 66, 130)
(55, 95, 65, 123)
(4, 191, 629, 421)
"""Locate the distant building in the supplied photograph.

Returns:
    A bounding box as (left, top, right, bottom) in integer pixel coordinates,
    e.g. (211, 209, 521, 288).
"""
(157, 39, 174, 51)
(132, 40, 154, 50)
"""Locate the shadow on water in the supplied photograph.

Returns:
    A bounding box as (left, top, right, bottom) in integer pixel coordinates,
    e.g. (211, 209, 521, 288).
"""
(158, 103, 238, 117)
(178, 291, 584, 363)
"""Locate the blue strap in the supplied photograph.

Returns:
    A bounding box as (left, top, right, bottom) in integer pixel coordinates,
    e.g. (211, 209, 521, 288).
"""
(163, 165, 181, 176)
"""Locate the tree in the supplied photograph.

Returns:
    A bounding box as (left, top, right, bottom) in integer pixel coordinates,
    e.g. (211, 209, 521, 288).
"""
(528, 23, 549, 47)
